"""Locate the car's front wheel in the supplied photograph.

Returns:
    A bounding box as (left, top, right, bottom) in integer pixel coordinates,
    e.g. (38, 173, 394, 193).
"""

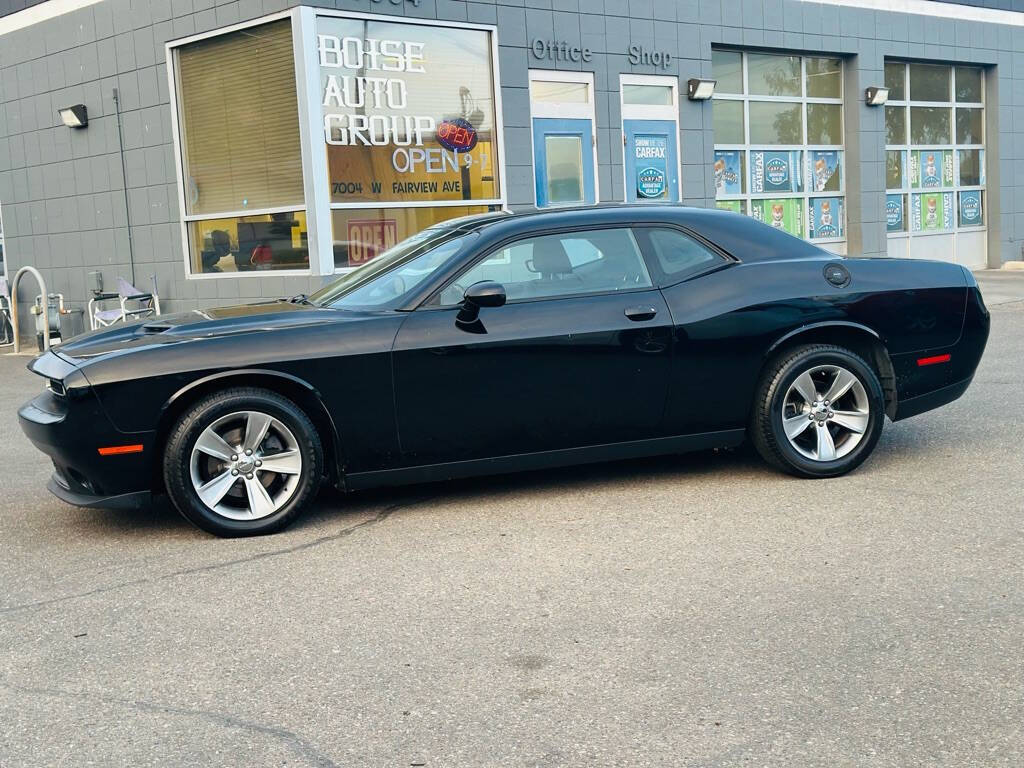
(163, 388, 323, 536)
(751, 344, 885, 478)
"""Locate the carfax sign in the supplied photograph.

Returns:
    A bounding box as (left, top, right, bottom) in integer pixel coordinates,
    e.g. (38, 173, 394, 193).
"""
(633, 135, 669, 199)
(751, 151, 802, 194)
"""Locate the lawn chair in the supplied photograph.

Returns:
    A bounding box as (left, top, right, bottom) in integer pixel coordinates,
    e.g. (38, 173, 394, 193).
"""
(88, 276, 161, 331)
(0, 276, 13, 346)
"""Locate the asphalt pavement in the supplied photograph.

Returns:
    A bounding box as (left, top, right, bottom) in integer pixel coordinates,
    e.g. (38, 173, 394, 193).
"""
(0, 272, 1021, 767)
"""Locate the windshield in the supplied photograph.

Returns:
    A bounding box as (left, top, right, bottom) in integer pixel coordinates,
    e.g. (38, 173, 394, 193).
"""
(309, 228, 478, 310)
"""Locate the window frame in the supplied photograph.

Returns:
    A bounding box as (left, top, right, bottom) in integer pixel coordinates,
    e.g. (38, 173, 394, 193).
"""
(166, 8, 508, 280)
(884, 61, 986, 240)
(711, 50, 846, 246)
(422, 224, 657, 309)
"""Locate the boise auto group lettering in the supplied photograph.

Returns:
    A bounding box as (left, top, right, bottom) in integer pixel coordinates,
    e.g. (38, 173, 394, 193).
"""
(319, 34, 477, 195)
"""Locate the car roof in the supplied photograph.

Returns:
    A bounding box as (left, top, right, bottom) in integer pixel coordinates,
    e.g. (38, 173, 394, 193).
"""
(447, 205, 829, 263)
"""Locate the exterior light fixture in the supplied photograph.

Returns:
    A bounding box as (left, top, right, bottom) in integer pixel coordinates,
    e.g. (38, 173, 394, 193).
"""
(58, 104, 88, 128)
(686, 78, 716, 101)
(864, 86, 889, 106)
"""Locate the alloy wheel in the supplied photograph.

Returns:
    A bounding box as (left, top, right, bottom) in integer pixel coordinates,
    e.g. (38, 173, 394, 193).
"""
(781, 364, 870, 462)
(188, 410, 303, 520)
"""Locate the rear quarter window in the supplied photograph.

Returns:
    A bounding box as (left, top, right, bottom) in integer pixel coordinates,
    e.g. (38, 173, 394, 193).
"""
(643, 228, 725, 283)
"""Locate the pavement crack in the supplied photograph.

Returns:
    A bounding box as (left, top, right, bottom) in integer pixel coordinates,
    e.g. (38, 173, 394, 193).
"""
(0, 679, 339, 767)
(0, 496, 424, 615)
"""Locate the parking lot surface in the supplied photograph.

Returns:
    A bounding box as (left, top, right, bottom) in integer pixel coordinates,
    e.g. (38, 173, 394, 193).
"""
(0, 272, 1021, 767)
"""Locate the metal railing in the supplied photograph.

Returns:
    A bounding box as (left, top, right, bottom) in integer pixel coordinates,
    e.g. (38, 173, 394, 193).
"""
(9, 265, 49, 354)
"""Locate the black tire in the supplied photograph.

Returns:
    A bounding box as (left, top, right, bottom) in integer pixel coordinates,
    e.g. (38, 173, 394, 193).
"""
(163, 387, 323, 537)
(750, 344, 885, 478)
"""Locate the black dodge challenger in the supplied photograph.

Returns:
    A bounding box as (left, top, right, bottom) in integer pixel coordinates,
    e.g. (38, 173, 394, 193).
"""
(19, 206, 989, 536)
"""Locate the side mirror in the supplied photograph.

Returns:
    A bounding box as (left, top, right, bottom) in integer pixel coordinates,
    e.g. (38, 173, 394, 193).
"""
(463, 280, 506, 308)
(457, 281, 506, 329)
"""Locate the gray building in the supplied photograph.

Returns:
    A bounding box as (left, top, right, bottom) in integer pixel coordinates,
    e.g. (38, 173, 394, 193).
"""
(0, 0, 1022, 342)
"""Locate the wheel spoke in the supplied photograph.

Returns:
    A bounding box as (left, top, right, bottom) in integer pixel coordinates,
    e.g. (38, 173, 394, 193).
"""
(823, 368, 857, 404)
(783, 413, 813, 440)
(197, 470, 238, 508)
(242, 412, 273, 453)
(831, 409, 868, 434)
(792, 371, 819, 406)
(257, 449, 302, 475)
(243, 476, 276, 518)
(194, 429, 235, 461)
(816, 425, 837, 461)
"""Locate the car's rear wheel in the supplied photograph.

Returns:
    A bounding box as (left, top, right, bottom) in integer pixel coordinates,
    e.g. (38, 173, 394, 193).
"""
(751, 344, 885, 478)
(164, 388, 322, 536)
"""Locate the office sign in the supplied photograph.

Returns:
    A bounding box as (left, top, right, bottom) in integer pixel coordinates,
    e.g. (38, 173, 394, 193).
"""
(318, 16, 501, 204)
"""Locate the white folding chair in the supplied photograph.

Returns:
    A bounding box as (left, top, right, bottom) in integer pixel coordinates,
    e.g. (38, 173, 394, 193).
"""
(89, 276, 161, 330)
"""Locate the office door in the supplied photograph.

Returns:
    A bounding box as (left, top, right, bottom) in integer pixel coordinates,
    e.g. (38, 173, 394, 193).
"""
(533, 118, 596, 207)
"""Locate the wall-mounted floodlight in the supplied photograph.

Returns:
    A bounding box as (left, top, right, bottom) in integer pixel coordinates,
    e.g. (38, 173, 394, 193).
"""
(687, 78, 716, 101)
(864, 86, 889, 106)
(58, 104, 88, 128)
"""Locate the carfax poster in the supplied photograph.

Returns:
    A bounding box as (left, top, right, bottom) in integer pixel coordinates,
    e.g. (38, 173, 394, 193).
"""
(911, 192, 954, 231)
(713, 150, 743, 197)
(808, 150, 841, 192)
(808, 197, 843, 240)
(750, 150, 802, 194)
(910, 150, 954, 189)
(752, 198, 803, 238)
(715, 200, 743, 213)
(634, 134, 669, 199)
(886, 194, 905, 233)
(959, 190, 983, 227)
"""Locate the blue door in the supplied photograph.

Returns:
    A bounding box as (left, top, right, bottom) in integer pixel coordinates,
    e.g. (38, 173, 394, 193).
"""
(533, 118, 596, 207)
(623, 119, 679, 203)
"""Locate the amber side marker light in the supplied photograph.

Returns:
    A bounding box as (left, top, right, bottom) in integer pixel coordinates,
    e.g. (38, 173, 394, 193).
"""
(917, 354, 951, 367)
(97, 445, 144, 456)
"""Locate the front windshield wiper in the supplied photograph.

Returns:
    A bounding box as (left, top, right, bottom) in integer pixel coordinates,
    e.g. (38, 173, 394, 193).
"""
(282, 293, 314, 306)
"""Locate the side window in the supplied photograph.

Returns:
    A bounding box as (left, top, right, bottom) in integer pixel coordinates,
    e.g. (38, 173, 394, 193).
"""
(439, 228, 652, 305)
(644, 228, 724, 282)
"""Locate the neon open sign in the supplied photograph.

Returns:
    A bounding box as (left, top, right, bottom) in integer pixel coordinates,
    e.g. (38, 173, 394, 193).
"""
(436, 118, 478, 152)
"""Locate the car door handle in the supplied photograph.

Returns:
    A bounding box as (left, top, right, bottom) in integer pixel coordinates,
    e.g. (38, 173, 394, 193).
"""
(624, 305, 658, 322)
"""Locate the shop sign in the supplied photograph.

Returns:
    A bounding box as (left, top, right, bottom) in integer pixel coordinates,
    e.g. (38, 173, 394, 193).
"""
(318, 16, 501, 205)
(886, 194, 904, 232)
(808, 197, 843, 240)
(633, 134, 668, 199)
(627, 45, 673, 69)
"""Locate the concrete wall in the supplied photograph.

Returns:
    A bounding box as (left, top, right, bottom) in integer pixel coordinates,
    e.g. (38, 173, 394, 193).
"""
(0, 0, 1023, 328)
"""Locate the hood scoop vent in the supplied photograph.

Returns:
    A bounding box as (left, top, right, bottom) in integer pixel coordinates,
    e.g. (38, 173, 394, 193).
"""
(141, 322, 174, 334)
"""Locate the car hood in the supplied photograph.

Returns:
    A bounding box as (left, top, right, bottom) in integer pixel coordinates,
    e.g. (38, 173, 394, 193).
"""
(55, 301, 382, 361)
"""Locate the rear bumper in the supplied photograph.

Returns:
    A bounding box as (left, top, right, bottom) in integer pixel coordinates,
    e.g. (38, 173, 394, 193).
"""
(893, 375, 973, 421)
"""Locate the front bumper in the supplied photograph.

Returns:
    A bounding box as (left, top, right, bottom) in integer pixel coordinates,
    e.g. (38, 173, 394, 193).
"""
(18, 381, 156, 509)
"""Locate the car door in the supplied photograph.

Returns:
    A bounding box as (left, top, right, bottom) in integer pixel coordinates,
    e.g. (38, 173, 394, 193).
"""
(631, 226, 737, 436)
(391, 227, 672, 465)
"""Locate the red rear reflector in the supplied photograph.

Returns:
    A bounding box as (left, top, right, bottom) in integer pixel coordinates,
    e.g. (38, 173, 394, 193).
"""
(917, 354, 951, 367)
(98, 444, 144, 456)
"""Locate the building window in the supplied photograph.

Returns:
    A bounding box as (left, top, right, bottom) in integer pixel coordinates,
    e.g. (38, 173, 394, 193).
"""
(0, 203, 5, 280)
(711, 50, 845, 248)
(529, 71, 599, 207)
(174, 18, 309, 275)
(884, 62, 985, 238)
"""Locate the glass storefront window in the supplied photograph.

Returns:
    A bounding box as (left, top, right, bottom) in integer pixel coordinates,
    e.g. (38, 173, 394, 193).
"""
(884, 62, 906, 101)
(622, 84, 673, 105)
(190, 211, 309, 274)
(531, 81, 589, 103)
(330, 205, 493, 270)
(544, 136, 584, 204)
(319, 17, 501, 206)
(177, 20, 303, 216)
(747, 53, 801, 97)
(748, 102, 803, 145)
(712, 50, 743, 94)
(711, 51, 845, 244)
(885, 61, 985, 236)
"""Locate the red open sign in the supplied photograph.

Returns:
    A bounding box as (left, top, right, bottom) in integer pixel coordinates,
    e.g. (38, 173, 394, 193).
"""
(346, 219, 397, 266)
(437, 118, 478, 152)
